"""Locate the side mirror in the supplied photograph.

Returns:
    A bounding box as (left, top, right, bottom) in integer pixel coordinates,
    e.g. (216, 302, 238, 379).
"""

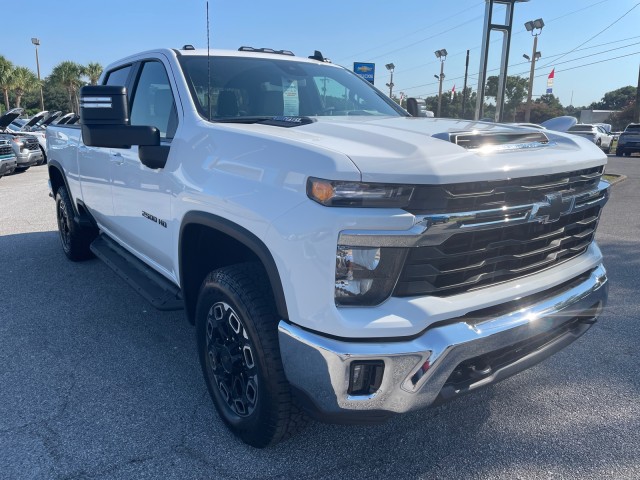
(80, 85, 169, 169)
(406, 98, 434, 118)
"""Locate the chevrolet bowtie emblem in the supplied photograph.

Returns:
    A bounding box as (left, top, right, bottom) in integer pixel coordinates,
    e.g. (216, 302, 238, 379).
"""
(530, 193, 575, 223)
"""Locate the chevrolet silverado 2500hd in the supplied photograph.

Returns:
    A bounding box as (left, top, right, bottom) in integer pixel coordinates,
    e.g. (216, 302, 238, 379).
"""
(46, 46, 609, 448)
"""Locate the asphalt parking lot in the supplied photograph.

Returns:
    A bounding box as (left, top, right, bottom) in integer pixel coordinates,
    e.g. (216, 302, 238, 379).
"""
(1, 159, 639, 480)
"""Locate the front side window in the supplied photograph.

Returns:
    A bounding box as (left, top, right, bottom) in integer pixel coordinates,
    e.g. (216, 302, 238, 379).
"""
(178, 56, 406, 121)
(104, 65, 132, 87)
(130, 61, 178, 139)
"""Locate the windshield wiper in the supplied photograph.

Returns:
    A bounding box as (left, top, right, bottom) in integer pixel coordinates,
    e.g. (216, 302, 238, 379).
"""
(214, 116, 315, 127)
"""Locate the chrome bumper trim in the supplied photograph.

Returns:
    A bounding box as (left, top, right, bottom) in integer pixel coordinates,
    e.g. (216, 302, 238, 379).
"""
(278, 264, 608, 416)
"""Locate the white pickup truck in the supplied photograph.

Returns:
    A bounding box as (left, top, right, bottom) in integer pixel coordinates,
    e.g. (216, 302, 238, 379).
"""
(46, 46, 610, 448)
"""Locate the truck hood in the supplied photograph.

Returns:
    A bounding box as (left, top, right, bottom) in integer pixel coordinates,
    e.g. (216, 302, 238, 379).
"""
(246, 116, 606, 184)
(0, 108, 24, 130)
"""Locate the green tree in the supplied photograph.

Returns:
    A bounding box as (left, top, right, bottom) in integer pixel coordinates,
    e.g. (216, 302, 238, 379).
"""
(49, 61, 85, 112)
(84, 62, 103, 85)
(527, 94, 565, 124)
(486, 75, 529, 121)
(10, 66, 39, 109)
(0, 55, 15, 112)
(590, 86, 636, 110)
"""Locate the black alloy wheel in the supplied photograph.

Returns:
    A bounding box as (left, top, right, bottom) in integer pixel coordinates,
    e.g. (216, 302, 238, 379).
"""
(195, 263, 306, 447)
(205, 301, 259, 417)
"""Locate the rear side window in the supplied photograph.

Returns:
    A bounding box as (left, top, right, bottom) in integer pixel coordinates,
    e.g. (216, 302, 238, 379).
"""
(130, 61, 178, 139)
(104, 65, 132, 87)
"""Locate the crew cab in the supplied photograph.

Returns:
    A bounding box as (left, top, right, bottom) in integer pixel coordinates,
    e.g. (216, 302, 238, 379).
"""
(46, 46, 609, 448)
(615, 123, 640, 156)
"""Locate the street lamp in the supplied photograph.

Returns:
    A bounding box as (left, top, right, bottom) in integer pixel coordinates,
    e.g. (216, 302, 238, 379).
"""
(385, 63, 395, 98)
(523, 18, 544, 122)
(31, 37, 44, 111)
(434, 49, 447, 117)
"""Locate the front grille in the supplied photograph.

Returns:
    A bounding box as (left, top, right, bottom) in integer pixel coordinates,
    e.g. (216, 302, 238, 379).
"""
(0, 142, 12, 156)
(24, 138, 39, 151)
(394, 205, 601, 297)
(405, 166, 603, 215)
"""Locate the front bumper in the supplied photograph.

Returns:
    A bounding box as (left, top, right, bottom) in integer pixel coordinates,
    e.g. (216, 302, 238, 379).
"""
(0, 157, 17, 175)
(16, 150, 43, 168)
(278, 264, 608, 421)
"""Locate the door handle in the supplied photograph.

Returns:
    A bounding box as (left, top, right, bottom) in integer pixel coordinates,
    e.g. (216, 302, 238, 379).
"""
(110, 152, 124, 165)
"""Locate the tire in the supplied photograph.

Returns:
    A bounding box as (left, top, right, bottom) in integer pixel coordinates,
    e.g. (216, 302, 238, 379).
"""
(55, 185, 97, 261)
(195, 263, 306, 448)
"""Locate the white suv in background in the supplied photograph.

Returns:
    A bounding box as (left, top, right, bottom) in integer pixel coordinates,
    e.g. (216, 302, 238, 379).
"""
(568, 124, 614, 153)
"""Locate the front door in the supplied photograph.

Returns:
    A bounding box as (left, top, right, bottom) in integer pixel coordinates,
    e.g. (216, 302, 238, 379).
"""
(109, 59, 179, 280)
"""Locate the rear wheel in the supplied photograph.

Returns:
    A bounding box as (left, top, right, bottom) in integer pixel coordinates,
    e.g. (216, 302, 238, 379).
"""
(55, 185, 97, 261)
(195, 263, 305, 448)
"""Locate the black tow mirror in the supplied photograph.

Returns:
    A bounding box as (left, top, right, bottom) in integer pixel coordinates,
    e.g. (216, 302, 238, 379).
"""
(80, 85, 159, 148)
(80, 85, 169, 169)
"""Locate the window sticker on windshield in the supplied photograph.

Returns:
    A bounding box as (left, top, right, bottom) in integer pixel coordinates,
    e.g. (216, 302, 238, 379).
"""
(282, 78, 299, 116)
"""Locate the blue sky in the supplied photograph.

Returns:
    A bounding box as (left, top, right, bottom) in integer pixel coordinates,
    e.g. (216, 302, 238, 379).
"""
(3, 0, 639, 108)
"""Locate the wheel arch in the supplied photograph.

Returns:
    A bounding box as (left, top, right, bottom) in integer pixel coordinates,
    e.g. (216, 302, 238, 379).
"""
(48, 160, 93, 223)
(179, 211, 289, 324)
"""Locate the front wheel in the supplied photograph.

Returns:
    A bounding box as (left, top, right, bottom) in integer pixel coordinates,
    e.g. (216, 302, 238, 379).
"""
(55, 185, 97, 261)
(195, 263, 305, 448)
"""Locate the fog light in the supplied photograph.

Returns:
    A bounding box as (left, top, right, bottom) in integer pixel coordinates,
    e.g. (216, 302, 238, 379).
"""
(348, 361, 384, 396)
(335, 246, 407, 306)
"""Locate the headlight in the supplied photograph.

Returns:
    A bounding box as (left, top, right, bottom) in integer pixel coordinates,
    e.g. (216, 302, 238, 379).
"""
(335, 246, 407, 306)
(307, 177, 414, 208)
(11, 138, 24, 148)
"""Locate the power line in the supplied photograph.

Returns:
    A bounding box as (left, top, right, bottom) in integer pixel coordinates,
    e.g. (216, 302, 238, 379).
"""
(334, 1, 485, 63)
(385, 0, 621, 81)
(397, 36, 640, 95)
(537, 1, 640, 69)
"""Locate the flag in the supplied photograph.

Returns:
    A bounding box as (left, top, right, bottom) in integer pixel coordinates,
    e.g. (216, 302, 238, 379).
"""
(451, 84, 455, 100)
(546, 68, 555, 94)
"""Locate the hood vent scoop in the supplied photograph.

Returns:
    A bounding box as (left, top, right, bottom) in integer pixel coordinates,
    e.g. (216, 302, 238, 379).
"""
(435, 131, 551, 152)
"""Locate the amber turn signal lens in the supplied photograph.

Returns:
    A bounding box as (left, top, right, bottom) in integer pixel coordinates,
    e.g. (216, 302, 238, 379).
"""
(310, 180, 335, 203)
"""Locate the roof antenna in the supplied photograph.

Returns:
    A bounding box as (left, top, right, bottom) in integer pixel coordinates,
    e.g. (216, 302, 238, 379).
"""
(207, 1, 212, 120)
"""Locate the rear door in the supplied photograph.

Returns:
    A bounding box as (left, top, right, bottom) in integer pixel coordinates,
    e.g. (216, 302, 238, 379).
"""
(108, 57, 179, 279)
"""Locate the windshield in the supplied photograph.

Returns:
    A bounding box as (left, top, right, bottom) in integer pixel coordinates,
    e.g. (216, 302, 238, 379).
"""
(178, 55, 406, 121)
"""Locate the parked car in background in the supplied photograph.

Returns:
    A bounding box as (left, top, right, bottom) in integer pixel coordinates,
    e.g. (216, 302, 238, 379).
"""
(615, 123, 640, 157)
(567, 124, 614, 153)
(7, 111, 50, 164)
(0, 135, 18, 178)
(0, 108, 44, 171)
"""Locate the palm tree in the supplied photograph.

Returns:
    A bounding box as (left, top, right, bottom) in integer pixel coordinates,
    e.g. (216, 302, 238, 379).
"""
(0, 56, 15, 112)
(49, 61, 85, 112)
(84, 62, 103, 85)
(11, 67, 39, 109)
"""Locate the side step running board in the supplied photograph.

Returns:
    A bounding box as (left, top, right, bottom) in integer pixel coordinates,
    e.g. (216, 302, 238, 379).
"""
(90, 234, 183, 311)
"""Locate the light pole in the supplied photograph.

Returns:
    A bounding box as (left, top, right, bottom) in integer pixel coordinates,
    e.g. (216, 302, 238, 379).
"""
(434, 49, 447, 118)
(31, 37, 44, 111)
(523, 18, 544, 122)
(385, 63, 395, 98)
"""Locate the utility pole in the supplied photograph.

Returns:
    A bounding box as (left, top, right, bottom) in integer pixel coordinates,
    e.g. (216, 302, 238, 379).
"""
(31, 37, 45, 111)
(524, 19, 544, 122)
(636, 64, 640, 123)
(385, 63, 395, 99)
(434, 49, 447, 118)
(462, 50, 470, 118)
